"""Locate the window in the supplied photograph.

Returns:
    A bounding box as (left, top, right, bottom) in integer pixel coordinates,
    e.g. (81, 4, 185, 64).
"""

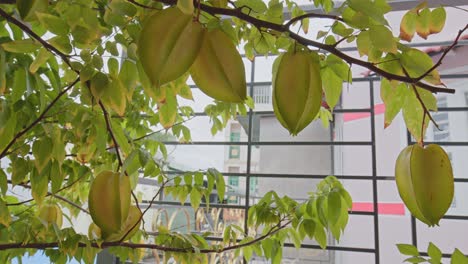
(228, 167, 240, 203)
(433, 97, 450, 141)
(228, 176, 239, 187)
(229, 124, 241, 159)
(249, 177, 258, 193)
(252, 85, 272, 104)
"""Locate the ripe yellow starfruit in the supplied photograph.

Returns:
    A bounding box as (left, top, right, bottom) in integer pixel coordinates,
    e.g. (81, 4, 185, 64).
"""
(88, 171, 131, 236)
(395, 144, 454, 226)
(190, 29, 247, 103)
(137, 7, 204, 88)
(272, 51, 322, 135)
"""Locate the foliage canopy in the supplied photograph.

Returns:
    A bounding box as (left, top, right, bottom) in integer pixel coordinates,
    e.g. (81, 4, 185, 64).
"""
(0, 0, 466, 263)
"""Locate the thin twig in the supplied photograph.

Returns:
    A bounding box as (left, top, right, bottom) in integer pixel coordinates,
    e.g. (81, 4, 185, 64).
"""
(6, 175, 86, 207)
(127, 0, 159, 9)
(6, 180, 89, 214)
(99, 101, 125, 171)
(285, 12, 343, 28)
(414, 24, 468, 82)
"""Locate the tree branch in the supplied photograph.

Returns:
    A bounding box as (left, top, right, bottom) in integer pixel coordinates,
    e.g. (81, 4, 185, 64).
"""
(414, 24, 468, 82)
(285, 12, 343, 28)
(150, 0, 456, 94)
(6, 175, 86, 207)
(99, 101, 125, 171)
(0, 78, 80, 160)
(0, 8, 75, 71)
(0, 219, 292, 253)
(6, 179, 89, 214)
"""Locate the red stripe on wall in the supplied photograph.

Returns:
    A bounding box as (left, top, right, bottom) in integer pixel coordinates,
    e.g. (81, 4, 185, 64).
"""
(343, 103, 386, 122)
(352, 202, 405, 215)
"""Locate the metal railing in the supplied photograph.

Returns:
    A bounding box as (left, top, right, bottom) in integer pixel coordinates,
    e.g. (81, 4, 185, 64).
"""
(133, 48, 468, 263)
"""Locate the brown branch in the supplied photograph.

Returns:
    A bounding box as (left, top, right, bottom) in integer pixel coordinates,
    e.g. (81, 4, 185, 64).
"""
(126, 0, 159, 9)
(99, 101, 125, 171)
(0, 8, 76, 71)
(152, 0, 455, 94)
(6, 175, 86, 207)
(0, 219, 292, 253)
(0, 78, 80, 160)
(285, 12, 343, 28)
(5, 180, 89, 214)
(414, 24, 468, 82)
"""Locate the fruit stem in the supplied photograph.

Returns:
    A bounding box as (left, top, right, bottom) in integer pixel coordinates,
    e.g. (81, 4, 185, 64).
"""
(196, 0, 201, 22)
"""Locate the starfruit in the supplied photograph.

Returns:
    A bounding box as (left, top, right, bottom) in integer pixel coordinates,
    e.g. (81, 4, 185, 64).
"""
(38, 204, 63, 228)
(272, 51, 322, 135)
(105, 205, 142, 241)
(190, 29, 247, 103)
(88, 171, 131, 236)
(395, 144, 454, 226)
(137, 7, 205, 88)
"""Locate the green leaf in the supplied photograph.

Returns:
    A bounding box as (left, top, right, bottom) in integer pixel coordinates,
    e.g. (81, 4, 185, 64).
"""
(397, 244, 419, 256)
(301, 219, 316, 239)
(416, 8, 431, 39)
(30, 167, 49, 205)
(212, 169, 225, 202)
(288, 228, 302, 249)
(158, 87, 177, 128)
(17, 0, 48, 21)
(427, 242, 442, 263)
(369, 25, 397, 54)
(190, 188, 202, 210)
(0, 199, 11, 227)
(347, 0, 388, 26)
(12, 67, 28, 102)
(48, 35, 73, 54)
(401, 48, 441, 85)
(243, 245, 253, 261)
(2, 39, 41, 53)
(110, 120, 132, 155)
(429, 7, 446, 34)
(50, 160, 64, 193)
(261, 238, 274, 259)
(402, 87, 430, 144)
(36, 13, 69, 35)
(356, 31, 371, 57)
(0, 169, 7, 196)
(380, 79, 409, 128)
(338, 188, 353, 208)
(404, 256, 428, 263)
(321, 67, 343, 110)
(11, 158, 29, 185)
(102, 77, 127, 116)
(328, 191, 341, 225)
(235, 0, 267, 13)
(400, 11, 417, 42)
(451, 249, 468, 264)
(119, 60, 138, 99)
(314, 224, 327, 249)
(32, 137, 53, 173)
